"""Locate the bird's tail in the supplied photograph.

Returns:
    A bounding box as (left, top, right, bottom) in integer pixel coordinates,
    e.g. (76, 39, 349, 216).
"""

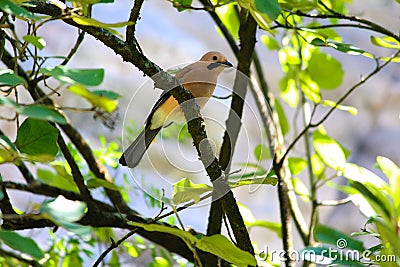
(119, 127, 161, 168)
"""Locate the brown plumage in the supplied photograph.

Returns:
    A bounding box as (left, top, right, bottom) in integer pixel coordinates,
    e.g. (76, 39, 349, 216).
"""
(120, 51, 232, 168)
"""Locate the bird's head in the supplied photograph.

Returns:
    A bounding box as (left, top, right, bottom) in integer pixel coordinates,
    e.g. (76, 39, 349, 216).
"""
(200, 51, 233, 70)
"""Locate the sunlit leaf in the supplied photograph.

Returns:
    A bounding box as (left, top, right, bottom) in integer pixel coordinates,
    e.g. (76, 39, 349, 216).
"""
(15, 118, 59, 157)
(40, 196, 90, 236)
(299, 72, 321, 103)
(68, 84, 118, 112)
(260, 34, 280, 50)
(41, 66, 104, 86)
(308, 51, 343, 89)
(0, 69, 27, 87)
(292, 177, 310, 201)
(23, 35, 46, 50)
(376, 156, 400, 211)
(172, 178, 212, 204)
(229, 176, 278, 188)
(71, 15, 133, 35)
(371, 36, 400, 49)
(254, 144, 271, 161)
(279, 76, 299, 107)
(288, 157, 307, 175)
(37, 168, 79, 193)
(311, 154, 325, 179)
(129, 222, 257, 267)
(313, 130, 346, 170)
(215, 3, 239, 40)
(247, 220, 282, 238)
(322, 100, 358, 115)
(0, 231, 44, 259)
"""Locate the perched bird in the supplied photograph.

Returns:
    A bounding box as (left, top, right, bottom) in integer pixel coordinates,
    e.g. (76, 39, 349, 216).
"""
(120, 51, 233, 168)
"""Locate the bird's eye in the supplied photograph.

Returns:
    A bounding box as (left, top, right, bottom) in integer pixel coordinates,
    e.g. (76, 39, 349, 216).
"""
(212, 55, 218, 61)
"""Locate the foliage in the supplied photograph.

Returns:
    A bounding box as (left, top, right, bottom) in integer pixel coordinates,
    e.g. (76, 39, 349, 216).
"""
(0, 0, 399, 266)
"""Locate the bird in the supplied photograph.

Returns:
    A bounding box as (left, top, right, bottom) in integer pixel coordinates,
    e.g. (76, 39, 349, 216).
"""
(119, 51, 233, 168)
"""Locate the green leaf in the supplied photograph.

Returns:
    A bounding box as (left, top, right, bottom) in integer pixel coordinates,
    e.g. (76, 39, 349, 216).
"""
(274, 99, 289, 135)
(215, 3, 239, 40)
(0, 149, 15, 164)
(197, 234, 257, 267)
(91, 90, 121, 100)
(313, 130, 346, 171)
(279, 76, 299, 107)
(0, 69, 27, 87)
(71, 15, 133, 35)
(247, 220, 282, 238)
(253, 144, 271, 161)
(41, 66, 104, 86)
(87, 177, 119, 190)
(308, 51, 344, 89)
(310, 38, 366, 55)
(0, 96, 67, 124)
(376, 156, 400, 211)
(229, 176, 278, 188)
(170, 0, 193, 11)
(68, 84, 118, 112)
(299, 73, 321, 103)
(0, 231, 44, 259)
(129, 222, 257, 267)
(19, 105, 67, 124)
(315, 225, 365, 252)
(260, 34, 280, 50)
(350, 181, 392, 222)
(254, 0, 281, 20)
(172, 178, 212, 204)
(37, 168, 79, 193)
(292, 177, 310, 201)
(40, 196, 90, 236)
(288, 157, 307, 175)
(15, 118, 59, 157)
(343, 163, 388, 189)
(23, 35, 46, 50)
(0, 0, 39, 20)
(371, 36, 400, 49)
(311, 154, 325, 178)
(322, 100, 358, 115)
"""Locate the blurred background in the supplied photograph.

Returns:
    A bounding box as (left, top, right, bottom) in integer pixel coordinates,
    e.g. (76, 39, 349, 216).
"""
(1, 0, 400, 262)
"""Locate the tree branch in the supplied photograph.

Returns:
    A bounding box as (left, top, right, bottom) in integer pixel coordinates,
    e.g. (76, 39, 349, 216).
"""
(56, 133, 97, 210)
(279, 51, 400, 167)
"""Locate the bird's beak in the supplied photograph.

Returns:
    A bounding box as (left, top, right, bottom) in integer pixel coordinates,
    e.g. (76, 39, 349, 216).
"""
(207, 61, 233, 70)
(222, 61, 233, 67)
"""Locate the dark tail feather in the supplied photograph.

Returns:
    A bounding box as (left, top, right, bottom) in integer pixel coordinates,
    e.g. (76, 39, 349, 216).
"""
(119, 127, 161, 168)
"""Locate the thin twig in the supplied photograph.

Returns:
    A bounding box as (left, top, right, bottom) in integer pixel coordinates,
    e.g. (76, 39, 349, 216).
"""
(92, 228, 139, 267)
(279, 50, 400, 167)
(318, 196, 352, 206)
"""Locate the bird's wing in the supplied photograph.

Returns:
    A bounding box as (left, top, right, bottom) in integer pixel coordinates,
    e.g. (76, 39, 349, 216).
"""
(145, 90, 171, 128)
(145, 64, 198, 128)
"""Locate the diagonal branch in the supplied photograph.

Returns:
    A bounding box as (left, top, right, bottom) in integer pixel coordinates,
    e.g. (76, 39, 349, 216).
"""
(28, 0, 254, 259)
(279, 51, 400, 167)
(56, 133, 97, 211)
